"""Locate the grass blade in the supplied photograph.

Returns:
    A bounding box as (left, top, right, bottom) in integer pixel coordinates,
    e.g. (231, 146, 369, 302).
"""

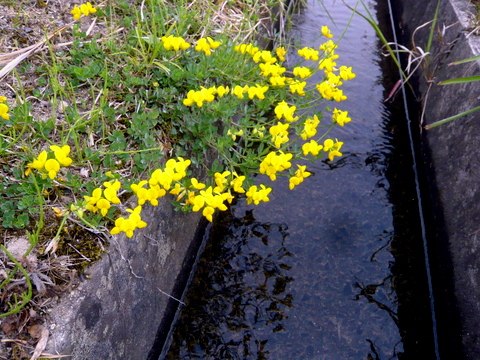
(425, 0, 440, 54)
(425, 105, 480, 129)
(438, 76, 480, 85)
(449, 54, 480, 65)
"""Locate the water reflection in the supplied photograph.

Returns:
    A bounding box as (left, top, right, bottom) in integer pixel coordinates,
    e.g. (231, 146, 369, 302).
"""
(165, 210, 294, 360)
(162, 0, 436, 358)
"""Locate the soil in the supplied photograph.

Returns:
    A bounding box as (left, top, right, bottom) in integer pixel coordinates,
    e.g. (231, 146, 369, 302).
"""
(0, 2, 108, 359)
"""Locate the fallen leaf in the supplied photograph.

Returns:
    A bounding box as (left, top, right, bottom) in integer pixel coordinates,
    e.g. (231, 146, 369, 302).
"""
(30, 326, 49, 360)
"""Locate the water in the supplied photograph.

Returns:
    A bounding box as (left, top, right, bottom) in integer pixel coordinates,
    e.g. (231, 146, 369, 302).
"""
(160, 0, 436, 358)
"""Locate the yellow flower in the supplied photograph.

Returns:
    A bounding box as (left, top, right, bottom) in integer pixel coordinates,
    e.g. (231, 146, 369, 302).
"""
(71, 2, 96, 19)
(195, 37, 221, 56)
(259, 63, 286, 77)
(246, 184, 272, 205)
(319, 40, 339, 58)
(269, 75, 288, 86)
(71, 6, 82, 19)
(316, 81, 347, 102)
(27, 150, 48, 171)
(0, 103, 9, 120)
(213, 85, 230, 97)
(332, 108, 351, 126)
(259, 151, 293, 181)
(84, 188, 107, 216)
(321, 25, 334, 38)
(326, 72, 343, 86)
(183, 87, 215, 107)
(161, 35, 190, 51)
(301, 115, 320, 140)
(213, 171, 231, 193)
(269, 122, 290, 148)
(274, 101, 299, 122)
(50, 145, 73, 166)
(252, 125, 265, 138)
(80, 2, 97, 16)
(319, 58, 337, 73)
(339, 66, 356, 80)
(289, 80, 307, 96)
(234, 43, 259, 56)
(96, 198, 111, 216)
(298, 47, 319, 61)
(293, 66, 312, 79)
(227, 128, 244, 141)
(110, 206, 147, 238)
(230, 172, 246, 193)
(323, 139, 344, 161)
(246, 84, 269, 100)
(252, 50, 277, 64)
(276, 47, 287, 62)
(302, 140, 323, 156)
(103, 180, 122, 204)
(84, 181, 122, 216)
(289, 165, 311, 190)
(44, 159, 60, 179)
(202, 206, 215, 222)
(232, 85, 248, 99)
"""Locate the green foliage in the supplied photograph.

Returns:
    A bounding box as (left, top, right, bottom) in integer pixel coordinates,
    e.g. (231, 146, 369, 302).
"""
(0, 0, 356, 319)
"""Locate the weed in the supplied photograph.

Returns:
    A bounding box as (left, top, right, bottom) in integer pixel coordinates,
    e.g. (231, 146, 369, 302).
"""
(0, 4, 357, 354)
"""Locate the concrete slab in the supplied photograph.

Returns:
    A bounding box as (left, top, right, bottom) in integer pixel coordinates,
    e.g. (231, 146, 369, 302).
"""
(44, 198, 205, 359)
(394, 0, 480, 358)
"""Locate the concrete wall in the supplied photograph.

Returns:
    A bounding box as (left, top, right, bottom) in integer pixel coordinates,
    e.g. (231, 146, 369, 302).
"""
(45, 198, 205, 359)
(395, 0, 480, 358)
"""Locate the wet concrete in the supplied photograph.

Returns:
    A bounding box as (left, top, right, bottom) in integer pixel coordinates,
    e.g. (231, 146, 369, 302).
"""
(393, 0, 480, 358)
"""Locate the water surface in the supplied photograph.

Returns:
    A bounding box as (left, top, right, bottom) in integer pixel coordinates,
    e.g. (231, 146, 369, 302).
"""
(162, 0, 435, 358)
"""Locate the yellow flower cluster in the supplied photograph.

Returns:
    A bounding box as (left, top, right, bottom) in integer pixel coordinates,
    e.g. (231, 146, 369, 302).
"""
(289, 165, 311, 190)
(183, 86, 229, 107)
(161, 35, 190, 51)
(25, 145, 73, 179)
(259, 151, 293, 181)
(259, 63, 286, 77)
(293, 66, 312, 79)
(227, 129, 244, 141)
(321, 26, 334, 39)
(195, 37, 221, 56)
(0, 96, 9, 120)
(302, 140, 323, 156)
(301, 115, 320, 140)
(184, 171, 247, 222)
(71, 2, 97, 20)
(323, 139, 344, 161)
(332, 108, 351, 126)
(110, 206, 147, 238)
(246, 184, 272, 205)
(234, 43, 259, 56)
(274, 101, 299, 123)
(84, 180, 121, 216)
(269, 122, 290, 148)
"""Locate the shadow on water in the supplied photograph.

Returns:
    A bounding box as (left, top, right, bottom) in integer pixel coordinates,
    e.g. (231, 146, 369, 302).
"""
(164, 210, 294, 360)
(158, 0, 443, 359)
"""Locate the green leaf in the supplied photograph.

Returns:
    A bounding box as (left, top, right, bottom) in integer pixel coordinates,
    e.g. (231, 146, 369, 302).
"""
(438, 76, 480, 85)
(425, 105, 480, 129)
(13, 213, 30, 229)
(449, 55, 480, 65)
(2, 210, 15, 228)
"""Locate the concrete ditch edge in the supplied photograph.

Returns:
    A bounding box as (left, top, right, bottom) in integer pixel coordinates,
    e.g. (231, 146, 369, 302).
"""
(44, 199, 205, 359)
(394, 0, 480, 358)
